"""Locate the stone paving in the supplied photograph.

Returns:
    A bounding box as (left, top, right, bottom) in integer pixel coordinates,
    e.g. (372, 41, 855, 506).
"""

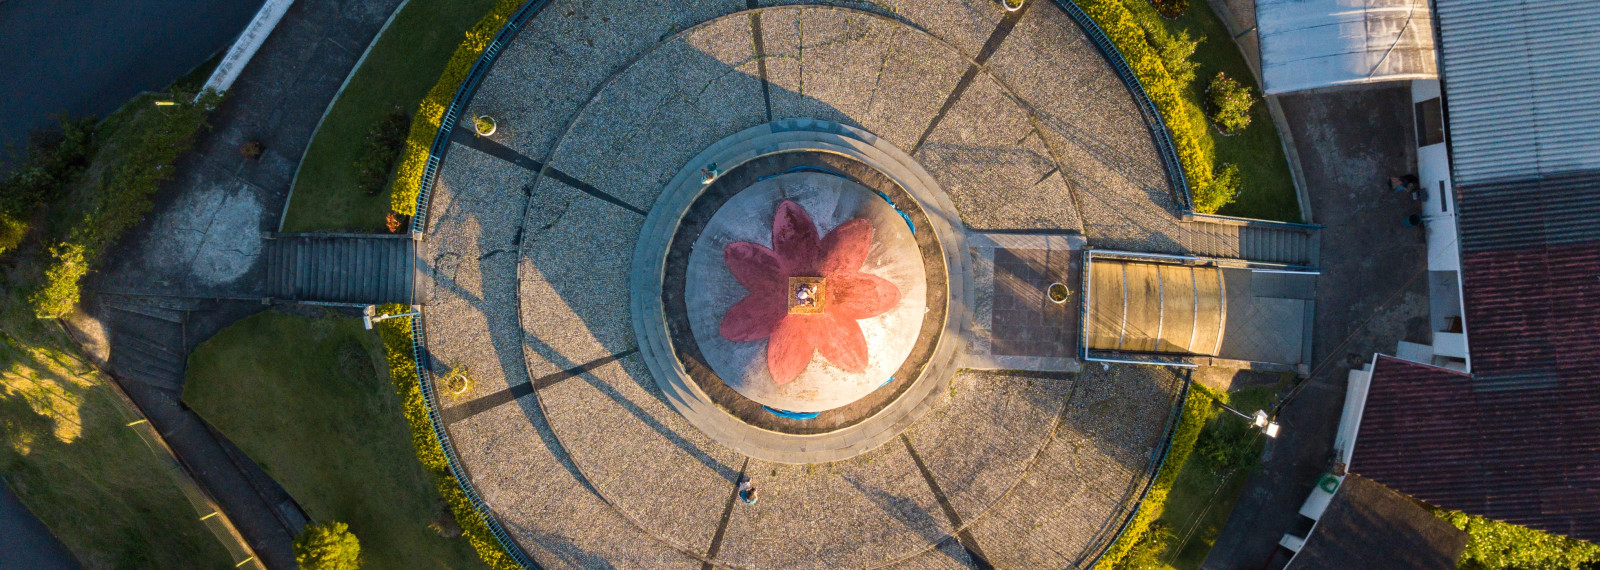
(419, 1, 1205, 567)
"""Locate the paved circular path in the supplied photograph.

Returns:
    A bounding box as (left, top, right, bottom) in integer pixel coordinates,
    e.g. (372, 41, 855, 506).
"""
(419, 2, 1188, 568)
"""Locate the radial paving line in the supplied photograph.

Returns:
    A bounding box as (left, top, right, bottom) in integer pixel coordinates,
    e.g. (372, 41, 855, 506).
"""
(902, 434, 995, 569)
(909, 1, 1031, 154)
(441, 349, 639, 426)
(413, 2, 1207, 567)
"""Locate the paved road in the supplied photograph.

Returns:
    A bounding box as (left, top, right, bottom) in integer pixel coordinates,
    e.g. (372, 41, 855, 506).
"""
(0, 479, 78, 570)
(0, 0, 264, 165)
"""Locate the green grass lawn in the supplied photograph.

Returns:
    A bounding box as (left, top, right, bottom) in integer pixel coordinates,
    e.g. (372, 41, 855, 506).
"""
(1147, 380, 1284, 569)
(183, 311, 486, 569)
(0, 289, 234, 568)
(1120, 0, 1302, 223)
(281, 0, 500, 233)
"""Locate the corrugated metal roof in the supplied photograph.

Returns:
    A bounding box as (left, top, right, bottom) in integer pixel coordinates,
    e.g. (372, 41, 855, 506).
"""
(1436, 0, 1600, 185)
(1257, 0, 1437, 95)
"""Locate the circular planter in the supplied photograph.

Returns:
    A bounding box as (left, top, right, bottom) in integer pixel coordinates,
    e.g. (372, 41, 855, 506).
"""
(473, 115, 497, 137)
(443, 369, 473, 396)
(1047, 282, 1070, 304)
(1002, 0, 1025, 11)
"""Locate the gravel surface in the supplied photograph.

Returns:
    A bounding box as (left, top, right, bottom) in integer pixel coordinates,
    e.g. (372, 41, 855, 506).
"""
(421, 3, 1191, 567)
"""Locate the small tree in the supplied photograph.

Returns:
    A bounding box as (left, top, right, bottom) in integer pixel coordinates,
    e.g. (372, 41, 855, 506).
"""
(1206, 72, 1255, 135)
(294, 521, 361, 570)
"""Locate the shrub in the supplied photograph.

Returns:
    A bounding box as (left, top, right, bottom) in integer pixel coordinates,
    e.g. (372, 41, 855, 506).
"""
(24, 91, 217, 318)
(373, 305, 520, 570)
(1115, 521, 1174, 569)
(0, 212, 26, 257)
(353, 109, 412, 196)
(1150, 0, 1188, 19)
(1192, 404, 1260, 473)
(29, 242, 88, 319)
(239, 140, 265, 160)
(1095, 383, 1215, 569)
(294, 521, 361, 570)
(1439, 510, 1600, 570)
(1206, 72, 1254, 135)
(1077, 0, 1223, 212)
(1145, 25, 1201, 88)
(385, 212, 405, 234)
(1193, 163, 1240, 214)
(390, 0, 524, 216)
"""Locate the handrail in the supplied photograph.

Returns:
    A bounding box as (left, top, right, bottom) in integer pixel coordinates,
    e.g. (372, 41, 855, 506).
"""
(1186, 211, 1324, 230)
(1051, 0, 1193, 211)
(411, 0, 553, 235)
(409, 311, 538, 568)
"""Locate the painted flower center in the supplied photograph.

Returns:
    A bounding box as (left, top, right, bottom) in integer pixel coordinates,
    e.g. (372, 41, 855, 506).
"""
(788, 277, 826, 314)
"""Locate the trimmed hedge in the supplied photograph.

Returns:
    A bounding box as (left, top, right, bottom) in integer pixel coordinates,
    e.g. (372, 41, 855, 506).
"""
(1075, 0, 1235, 213)
(1096, 382, 1215, 570)
(389, 0, 523, 216)
(373, 304, 520, 570)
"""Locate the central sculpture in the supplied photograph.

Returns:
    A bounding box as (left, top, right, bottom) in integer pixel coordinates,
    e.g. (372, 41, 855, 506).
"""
(682, 170, 930, 414)
(719, 201, 902, 386)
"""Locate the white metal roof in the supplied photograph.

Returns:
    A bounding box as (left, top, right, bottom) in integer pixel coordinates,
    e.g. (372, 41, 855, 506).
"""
(1257, 0, 1437, 95)
(1436, 0, 1600, 186)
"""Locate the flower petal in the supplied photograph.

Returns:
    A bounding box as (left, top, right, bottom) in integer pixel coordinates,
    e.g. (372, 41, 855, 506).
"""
(815, 313, 869, 372)
(818, 219, 873, 277)
(772, 201, 820, 276)
(827, 272, 901, 319)
(724, 242, 785, 296)
(767, 315, 821, 385)
(720, 293, 787, 342)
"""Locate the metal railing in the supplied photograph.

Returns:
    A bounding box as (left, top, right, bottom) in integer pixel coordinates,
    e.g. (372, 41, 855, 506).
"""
(1082, 369, 1194, 568)
(408, 311, 538, 568)
(411, 0, 553, 235)
(1052, 0, 1193, 212)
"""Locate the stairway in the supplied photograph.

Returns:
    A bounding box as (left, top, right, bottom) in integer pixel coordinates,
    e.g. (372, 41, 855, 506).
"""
(264, 234, 419, 305)
(1181, 215, 1320, 267)
(92, 293, 307, 566)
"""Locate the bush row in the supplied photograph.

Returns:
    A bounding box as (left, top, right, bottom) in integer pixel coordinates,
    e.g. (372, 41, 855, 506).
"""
(0, 117, 97, 257)
(1075, 0, 1235, 213)
(1095, 382, 1215, 570)
(1438, 509, 1600, 569)
(389, 0, 523, 217)
(373, 304, 521, 570)
(30, 93, 218, 318)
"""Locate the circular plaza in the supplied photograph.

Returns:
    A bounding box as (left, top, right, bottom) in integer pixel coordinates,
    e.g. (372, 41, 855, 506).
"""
(417, 2, 1190, 568)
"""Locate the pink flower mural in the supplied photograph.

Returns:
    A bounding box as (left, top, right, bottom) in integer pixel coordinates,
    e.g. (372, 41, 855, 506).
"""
(719, 201, 902, 385)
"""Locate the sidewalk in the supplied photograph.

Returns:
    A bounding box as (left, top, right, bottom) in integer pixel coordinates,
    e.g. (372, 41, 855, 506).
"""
(77, 0, 406, 567)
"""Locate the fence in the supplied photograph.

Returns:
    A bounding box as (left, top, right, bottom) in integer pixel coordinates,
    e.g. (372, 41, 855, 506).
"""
(411, 0, 553, 235)
(408, 312, 537, 568)
(1050, 0, 1194, 212)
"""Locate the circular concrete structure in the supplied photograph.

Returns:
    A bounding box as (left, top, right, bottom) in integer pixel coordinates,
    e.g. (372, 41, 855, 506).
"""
(685, 172, 928, 412)
(414, 3, 1194, 568)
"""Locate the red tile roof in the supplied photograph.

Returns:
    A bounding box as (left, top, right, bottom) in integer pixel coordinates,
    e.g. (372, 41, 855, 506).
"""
(1353, 238, 1600, 541)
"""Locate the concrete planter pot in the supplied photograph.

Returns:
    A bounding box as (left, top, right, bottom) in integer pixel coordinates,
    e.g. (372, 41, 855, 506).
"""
(1047, 282, 1070, 304)
(473, 115, 497, 137)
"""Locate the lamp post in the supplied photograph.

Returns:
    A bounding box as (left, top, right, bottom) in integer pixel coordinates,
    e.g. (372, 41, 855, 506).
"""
(363, 305, 419, 330)
(1214, 400, 1281, 438)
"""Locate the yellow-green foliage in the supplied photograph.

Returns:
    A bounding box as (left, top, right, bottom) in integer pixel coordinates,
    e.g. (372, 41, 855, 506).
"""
(373, 304, 520, 570)
(1439, 510, 1600, 570)
(390, 0, 523, 216)
(28, 243, 88, 319)
(294, 521, 362, 570)
(1075, 0, 1235, 213)
(27, 92, 216, 318)
(1096, 383, 1215, 570)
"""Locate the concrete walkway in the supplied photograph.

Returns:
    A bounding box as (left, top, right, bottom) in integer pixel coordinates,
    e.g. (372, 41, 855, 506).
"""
(1200, 84, 1429, 570)
(0, 0, 264, 166)
(68, 0, 406, 567)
